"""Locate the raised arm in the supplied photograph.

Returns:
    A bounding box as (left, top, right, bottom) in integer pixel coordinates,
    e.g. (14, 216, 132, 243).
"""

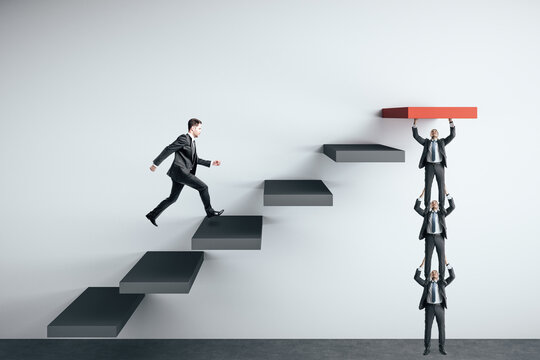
(412, 119, 426, 145)
(443, 118, 456, 145)
(445, 267, 456, 286)
(414, 189, 426, 216)
(414, 258, 426, 286)
(445, 197, 455, 216)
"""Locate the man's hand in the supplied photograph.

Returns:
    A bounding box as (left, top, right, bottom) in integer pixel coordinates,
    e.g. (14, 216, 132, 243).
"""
(413, 118, 418, 126)
(212, 160, 221, 166)
(150, 165, 157, 172)
(420, 257, 425, 268)
(419, 188, 425, 198)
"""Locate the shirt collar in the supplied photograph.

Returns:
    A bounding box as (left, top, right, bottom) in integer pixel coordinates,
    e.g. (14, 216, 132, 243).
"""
(187, 132, 195, 141)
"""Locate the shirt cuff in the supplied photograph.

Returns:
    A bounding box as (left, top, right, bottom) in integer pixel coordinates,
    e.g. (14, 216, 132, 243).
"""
(417, 198, 423, 202)
(413, 125, 417, 128)
(446, 194, 453, 200)
(152, 163, 158, 167)
(417, 267, 423, 272)
(446, 263, 452, 269)
(450, 123, 455, 128)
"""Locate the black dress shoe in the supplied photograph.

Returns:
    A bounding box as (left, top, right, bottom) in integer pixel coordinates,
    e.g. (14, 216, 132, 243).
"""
(423, 348, 430, 355)
(206, 209, 224, 217)
(439, 347, 447, 355)
(146, 213, 158, 227)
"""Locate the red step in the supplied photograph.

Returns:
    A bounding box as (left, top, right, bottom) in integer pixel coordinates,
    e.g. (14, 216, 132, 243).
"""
(382, 107, 477, 119)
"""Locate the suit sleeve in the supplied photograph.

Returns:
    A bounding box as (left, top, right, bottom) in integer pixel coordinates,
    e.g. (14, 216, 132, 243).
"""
(414, 199, 425, 217)
(445, 198, 456, 216)
(412, 127, 426, 145)
(197, 157, 211, 167)
(443, 125, 456, 145)
(445, 267, 456, 286)
(153, 135, 189, 166)
(414, 269, 426, 287)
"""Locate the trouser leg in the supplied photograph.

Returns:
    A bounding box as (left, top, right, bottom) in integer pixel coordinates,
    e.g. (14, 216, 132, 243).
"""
(148, 180, 184, 219)
(425, 235, 435, 278)
(435, 164, 445, 207)
(424, 164, 435, 208)
(424, 305, 435, 349)
(434, 234, 446, 279)
(181, 172, 213, 212)
(435, 305, 445, 348)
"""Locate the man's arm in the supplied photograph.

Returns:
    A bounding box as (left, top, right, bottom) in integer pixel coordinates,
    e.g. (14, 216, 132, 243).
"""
(197, 158, 211, 167)
(151, 135, 190, 169)
(443, 118, 456, 145)
(445, 197, 455, 216)
(412, 119, 426, 145)
(414, 189, 425, 216)
(414, 258, 426, 286)
(445, 266, 456, 286)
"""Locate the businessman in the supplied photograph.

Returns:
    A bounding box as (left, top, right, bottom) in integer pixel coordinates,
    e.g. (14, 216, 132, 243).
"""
(413, 118, 455, 208)
(415, 257, 455, 356)
(146, 118, 224, 226)
(414, 188, 455, 278)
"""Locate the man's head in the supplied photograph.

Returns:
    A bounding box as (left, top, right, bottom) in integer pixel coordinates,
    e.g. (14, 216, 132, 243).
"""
(430, 200, 439, 211)
(430, 270, 439, 281)
(430, 129, 439, 139)
(188, 118, 202, 138)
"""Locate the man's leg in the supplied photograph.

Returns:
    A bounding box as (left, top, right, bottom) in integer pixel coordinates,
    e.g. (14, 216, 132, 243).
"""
(424, 305, 435, 351)
(434, 235, 446, 279)
(147, 180, 184, 220)
(435, 305, 446, 351)
(435, 164, 445, 207)
(180, 173, 214, 214)
(424, 164, 435, 208)
(425, 235, 435, 278)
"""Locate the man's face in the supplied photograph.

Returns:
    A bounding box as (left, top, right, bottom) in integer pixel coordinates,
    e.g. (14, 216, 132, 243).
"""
(191, 124, 202, 138)
(431, 270, 439, 281)
(430, 200, 439, 211)
(430, 129, 439, 139)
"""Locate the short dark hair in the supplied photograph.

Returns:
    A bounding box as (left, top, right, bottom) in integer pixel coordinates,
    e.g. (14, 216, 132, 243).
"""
(188, 118, 202, 131)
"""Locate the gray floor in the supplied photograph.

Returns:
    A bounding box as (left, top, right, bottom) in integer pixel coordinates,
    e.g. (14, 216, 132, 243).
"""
(1, 339, 539, 360)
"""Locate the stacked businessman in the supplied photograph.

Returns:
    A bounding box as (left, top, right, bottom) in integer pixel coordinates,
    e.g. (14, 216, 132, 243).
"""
(412, 118, 456, 356)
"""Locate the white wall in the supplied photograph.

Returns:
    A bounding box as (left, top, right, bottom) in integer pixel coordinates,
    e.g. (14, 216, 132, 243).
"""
(1, 0, 539, 338)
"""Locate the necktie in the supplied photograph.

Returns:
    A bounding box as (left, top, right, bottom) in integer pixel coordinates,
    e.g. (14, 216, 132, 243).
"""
(431, 140, 437, 161)
(431, 212, 436, 232)
(431, 282, 437, 302)
(192, 140, 196, 161)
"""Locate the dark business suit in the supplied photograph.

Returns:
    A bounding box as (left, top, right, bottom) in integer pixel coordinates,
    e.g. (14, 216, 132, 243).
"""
(415, 267, 455, 350)
(148, 134, 213, 219)
(415, 198, 455, 278)
(413, 125, 455, 207)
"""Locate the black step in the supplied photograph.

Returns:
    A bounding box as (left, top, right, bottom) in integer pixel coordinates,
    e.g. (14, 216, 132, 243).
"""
(192, 216, 263, 250)
(119, 251, 204, 294)
(264, 180, 333, 206)
(323, 144, 405, 162)
(47, 287, 144, 337)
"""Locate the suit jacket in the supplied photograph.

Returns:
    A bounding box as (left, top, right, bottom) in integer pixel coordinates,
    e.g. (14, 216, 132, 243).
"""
(153, 134, 211, 182)
(414, 198, 455, 240)
(415, 267, 455, 309)
(413, 125, 456, 168)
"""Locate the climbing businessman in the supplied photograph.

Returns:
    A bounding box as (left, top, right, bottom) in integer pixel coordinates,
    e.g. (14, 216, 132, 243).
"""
(415, 188, 455, 279)
(415, 257, 455, 356)
(146, 118, 224, 226)
(413, 118, 455, 208)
